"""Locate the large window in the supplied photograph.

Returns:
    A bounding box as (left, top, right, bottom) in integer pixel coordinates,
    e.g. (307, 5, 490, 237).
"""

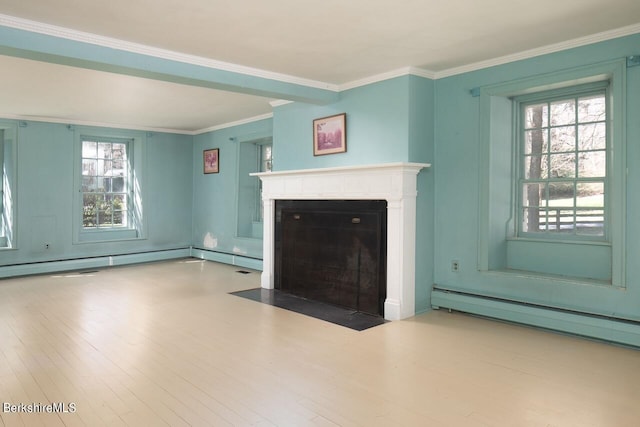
(81, 138, 131, 229)
(74, 128, 145, 243)
(518, 84, 608, 239)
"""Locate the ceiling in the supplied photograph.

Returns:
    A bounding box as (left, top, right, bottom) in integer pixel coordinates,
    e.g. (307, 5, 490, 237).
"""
(1, 0, 639, 133)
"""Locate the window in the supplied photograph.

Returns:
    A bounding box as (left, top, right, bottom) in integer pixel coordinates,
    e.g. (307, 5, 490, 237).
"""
(81, 138, 131, 229)
(236, 137, 272, 239)
(477, 59, 625, 285)
(73, 128, 146, 243)
(518, 84, 608, 239)
(0, 122, 17, 249)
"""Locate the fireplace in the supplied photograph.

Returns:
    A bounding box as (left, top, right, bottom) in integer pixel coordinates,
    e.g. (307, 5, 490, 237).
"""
(275, 200, 387, 316)
(252, 162, 430, 321)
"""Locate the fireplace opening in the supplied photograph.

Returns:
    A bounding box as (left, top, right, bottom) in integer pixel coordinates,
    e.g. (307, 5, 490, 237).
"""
(274, 200, 387, 317)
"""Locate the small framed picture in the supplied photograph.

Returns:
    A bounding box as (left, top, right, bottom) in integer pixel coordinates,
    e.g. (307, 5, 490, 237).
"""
(313, 113, 346, 156)
(203, 148, 219, 174)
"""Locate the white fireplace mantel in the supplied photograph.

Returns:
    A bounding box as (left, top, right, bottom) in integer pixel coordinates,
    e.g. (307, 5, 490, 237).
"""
(252, 162, 430, 321)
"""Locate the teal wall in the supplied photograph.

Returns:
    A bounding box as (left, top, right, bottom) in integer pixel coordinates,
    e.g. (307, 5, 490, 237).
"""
(273, 76, 412, 170)
(0, 121, 193, 267)
(433, 33, 640, 321)
(191, 118, 272, 260)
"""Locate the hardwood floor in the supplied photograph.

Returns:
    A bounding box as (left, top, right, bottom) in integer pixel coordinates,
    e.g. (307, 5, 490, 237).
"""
(0, 259, 638, 426)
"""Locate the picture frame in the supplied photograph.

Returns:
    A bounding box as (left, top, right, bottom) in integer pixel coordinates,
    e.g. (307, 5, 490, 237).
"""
(203, 148, 219, 174)
(313, 113, 346, 156)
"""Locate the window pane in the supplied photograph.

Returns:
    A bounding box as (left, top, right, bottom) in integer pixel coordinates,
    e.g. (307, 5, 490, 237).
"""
(576, 209, 604, 236)
(112, 143, 126, 160)
(550, 126, 575, 153)
(82, 159, 97, 177)
(578, 95, 606, 123)
(578, 123, 606, 151)
(578, 151, 605, 178)
(549, 181, 574, 204)
(549, 153, 576, 178)
(524, 155, 548, 179)
(98, 143, 112, 159)
(576, 182, 604, 207)
(550, 100, 576, 126)
(551, 209, 575, 233)
(97, 209, 110, 226)
(524, 129, 548, 155)
(82, 141, 97, 158)
(82, 176, 98, 192)
(522, 207, 546, 232)
(522, 183, 547, 207)
(524, 103, 548, 129)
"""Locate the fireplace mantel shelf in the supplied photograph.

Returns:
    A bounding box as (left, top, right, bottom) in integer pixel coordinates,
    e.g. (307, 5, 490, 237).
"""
(251, 162, 430, 178)
(254, 162, 430, 321)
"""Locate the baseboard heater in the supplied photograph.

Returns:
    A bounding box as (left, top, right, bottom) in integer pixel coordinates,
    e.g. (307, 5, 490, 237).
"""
(431, 287, 640, 348)
(190, 247, 263, 271)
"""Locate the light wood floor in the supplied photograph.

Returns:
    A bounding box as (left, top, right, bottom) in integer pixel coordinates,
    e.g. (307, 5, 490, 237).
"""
(0, 259, 639, 427)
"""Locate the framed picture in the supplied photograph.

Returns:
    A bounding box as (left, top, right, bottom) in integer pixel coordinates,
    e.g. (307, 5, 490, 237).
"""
(203, 148, 219, 174)
(313, 113, 346, 156)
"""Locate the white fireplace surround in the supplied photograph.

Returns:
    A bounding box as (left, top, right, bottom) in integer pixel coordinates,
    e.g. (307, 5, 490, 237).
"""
(252, 162, 430, 321)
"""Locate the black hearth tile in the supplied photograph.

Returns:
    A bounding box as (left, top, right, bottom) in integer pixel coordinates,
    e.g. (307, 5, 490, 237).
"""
(230, 288, 387, 331)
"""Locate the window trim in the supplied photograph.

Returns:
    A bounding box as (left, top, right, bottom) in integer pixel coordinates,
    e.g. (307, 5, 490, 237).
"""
(477, 59, 626, 287)
(73, 127, 147, 244)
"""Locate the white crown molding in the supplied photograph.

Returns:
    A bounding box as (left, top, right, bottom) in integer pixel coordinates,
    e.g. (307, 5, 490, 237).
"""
(0, 13, 340, 92)
(0, 111, 275, 136)
(269, 100, 294, 108)
(0, 113, 195, 135)
(339, 67, 436, 91)
(193, 113, 273, 135)
(434, 23, 640, 79)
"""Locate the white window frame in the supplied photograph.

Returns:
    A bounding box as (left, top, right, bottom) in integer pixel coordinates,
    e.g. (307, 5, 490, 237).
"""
(73, 128, 147, 244)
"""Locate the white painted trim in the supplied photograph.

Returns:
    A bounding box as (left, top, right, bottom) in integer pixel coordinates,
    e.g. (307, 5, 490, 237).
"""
(269, 100, 294, 108)
(339, 67, 436, 91)
(434, 23, 640, 79)
(193, 113, 274, 135)
(0, 113, 194, 135)
(253, 162, 430, 321)
(0, 112, 274, 136)
(0, 13, 339, 92)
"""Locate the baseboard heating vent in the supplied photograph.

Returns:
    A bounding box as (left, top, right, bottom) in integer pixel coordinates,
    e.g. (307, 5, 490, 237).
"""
(431, 287, 640, 348)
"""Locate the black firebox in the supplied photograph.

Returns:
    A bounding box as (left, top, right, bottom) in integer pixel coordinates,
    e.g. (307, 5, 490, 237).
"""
(274, 200, 387, 317)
